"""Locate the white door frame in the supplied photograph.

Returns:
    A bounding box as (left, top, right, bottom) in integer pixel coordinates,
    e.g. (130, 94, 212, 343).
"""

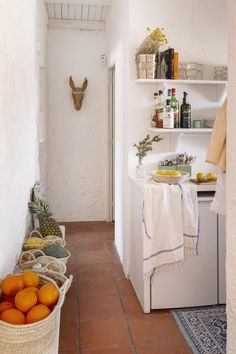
(108, 66, 115, 222)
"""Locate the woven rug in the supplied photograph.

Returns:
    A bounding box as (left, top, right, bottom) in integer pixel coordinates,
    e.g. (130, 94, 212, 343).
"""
(171, 305, 227, 354)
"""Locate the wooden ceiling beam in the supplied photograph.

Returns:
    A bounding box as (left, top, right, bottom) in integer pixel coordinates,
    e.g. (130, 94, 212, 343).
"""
(45, 0, 111, 6)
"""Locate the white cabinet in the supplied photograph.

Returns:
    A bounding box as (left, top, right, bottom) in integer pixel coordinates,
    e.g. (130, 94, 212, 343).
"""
(129, 179, 226, 312)
(129, 180, 151, 313)
(151, 200, 218, 309)
(129, 79, 227, 311)
(218, 214, 226, 304)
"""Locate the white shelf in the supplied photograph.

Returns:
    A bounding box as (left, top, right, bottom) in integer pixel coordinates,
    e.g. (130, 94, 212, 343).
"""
(147, 128, 213, 134)
(147, 127, 213, 149)
(135, 79, 227, 85)
(135, 79, 227, 101)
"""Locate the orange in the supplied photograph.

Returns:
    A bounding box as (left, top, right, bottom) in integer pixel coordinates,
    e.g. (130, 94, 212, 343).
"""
(14, 290, 37, 313)
(21, 286, 39, 295)
(0, 302, 14, 314)
(1, 275, 24, 296)
(26, 304, 51, 324)
(22, 271, 40, 288)
(38, 284, 59, 307)
(1, 294, 15, 304)
(0, 308, 25, 325)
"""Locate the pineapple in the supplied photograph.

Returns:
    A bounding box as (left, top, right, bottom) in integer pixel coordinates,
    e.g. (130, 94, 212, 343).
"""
(28, 199, 62, 238)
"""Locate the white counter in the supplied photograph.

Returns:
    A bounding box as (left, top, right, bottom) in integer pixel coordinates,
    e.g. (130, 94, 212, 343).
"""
(128, 176, 225, 312)
(129, 176, 216, 202)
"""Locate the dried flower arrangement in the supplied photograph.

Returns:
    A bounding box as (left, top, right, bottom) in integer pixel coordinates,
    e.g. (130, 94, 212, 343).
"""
(133, 134, 163, 167)
(136, 27, 168, 55)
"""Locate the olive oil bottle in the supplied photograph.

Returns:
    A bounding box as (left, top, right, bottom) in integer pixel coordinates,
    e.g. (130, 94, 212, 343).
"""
(180, 91, 191, 128)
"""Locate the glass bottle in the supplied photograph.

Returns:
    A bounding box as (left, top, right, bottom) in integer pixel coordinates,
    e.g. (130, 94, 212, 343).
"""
(180, 91, 191, 128)
(163, 105, 174, 129)
(170, 88, 179, 128)
(151, 92, 158, 128)
(166, 89, 171, 106)
(159, 53, 167, 79)
(156, 90, 165, 128)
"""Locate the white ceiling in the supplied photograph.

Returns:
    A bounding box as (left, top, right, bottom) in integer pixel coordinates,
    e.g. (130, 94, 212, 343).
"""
(45, 1, 110, 30)
(45, 3, 107, 22)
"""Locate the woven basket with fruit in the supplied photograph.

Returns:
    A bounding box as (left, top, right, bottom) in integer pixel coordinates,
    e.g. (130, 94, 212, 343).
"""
(0, 271, 72, 354)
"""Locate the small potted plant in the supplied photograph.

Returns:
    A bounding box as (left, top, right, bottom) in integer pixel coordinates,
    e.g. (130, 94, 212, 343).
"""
(133, 134, 163, 178)
(136, 27, 168, 79)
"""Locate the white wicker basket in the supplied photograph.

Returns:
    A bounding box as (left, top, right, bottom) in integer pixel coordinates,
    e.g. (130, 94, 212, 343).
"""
(15, 252, 67, 275)
(26, 230, 66, 247)
(40, 249, 71, 265)
(19, 246, 70, 267)
(0, 273, 72, 354)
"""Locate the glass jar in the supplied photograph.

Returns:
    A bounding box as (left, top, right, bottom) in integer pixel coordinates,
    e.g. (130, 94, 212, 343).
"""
(136, 163, 146, 178)
(186, 62, 203, 80)
(178, 63, 187, 79)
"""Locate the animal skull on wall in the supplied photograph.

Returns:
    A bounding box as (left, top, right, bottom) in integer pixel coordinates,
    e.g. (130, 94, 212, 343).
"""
(69, 76, 88, 111)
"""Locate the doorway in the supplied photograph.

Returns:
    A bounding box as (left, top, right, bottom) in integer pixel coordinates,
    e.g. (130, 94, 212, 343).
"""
(108, 66, 115, 222)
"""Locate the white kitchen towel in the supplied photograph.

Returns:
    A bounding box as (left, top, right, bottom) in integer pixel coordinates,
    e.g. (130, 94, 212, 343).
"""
(210, 170, 226, 215)
(142, 181, 199, 277)
(205, 99, 227, 172)
(142, 182, 184, 277)
(178, 183, 199, 255)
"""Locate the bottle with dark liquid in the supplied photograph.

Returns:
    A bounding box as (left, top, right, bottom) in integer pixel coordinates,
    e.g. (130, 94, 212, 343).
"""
(180, 91, 191, 128)
(166, 89, 171, 106)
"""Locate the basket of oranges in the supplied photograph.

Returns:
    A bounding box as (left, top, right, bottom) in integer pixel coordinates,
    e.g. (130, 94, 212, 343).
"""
(0, 270, 72, 354)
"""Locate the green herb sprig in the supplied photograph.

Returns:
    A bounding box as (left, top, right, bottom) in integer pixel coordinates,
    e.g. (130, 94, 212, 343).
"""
(133, 134, 163, 167)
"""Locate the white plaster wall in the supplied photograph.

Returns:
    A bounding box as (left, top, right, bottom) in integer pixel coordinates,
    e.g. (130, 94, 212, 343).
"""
(106, 0, 227, 275)
(37, 0, 48, 186)
(128, 0, 228, 176)
(47, 29, 108, 221)
(106, 0, 131, 275)
(226, 1, 236, 352)
(0, 0, 47, 277)
(130, 0, 227, 79)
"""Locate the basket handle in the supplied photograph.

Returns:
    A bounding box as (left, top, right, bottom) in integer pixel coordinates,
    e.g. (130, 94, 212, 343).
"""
(44, 235, 66, 247)
(57, 275, 73, 308)
(45, 260, 66, 274)
(29, 230, 43, 239)
(18, 250, 36, 266)
(31, 249, 45, 257)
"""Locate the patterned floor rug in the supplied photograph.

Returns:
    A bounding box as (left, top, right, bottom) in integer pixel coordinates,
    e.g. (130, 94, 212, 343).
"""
(171, 305, 227, 354)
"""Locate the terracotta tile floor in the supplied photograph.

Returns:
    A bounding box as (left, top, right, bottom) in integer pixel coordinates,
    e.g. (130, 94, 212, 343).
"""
(59, 222, 191, 354)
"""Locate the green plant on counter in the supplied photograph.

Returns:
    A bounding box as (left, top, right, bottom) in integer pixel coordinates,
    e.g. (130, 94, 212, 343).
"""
(133, 134, 163, 167)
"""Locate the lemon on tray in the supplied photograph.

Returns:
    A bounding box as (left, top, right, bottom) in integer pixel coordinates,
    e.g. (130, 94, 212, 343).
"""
(206, 172, 217, 181)
(196, 172, 206, 181)
(196, 172, 217, 182)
